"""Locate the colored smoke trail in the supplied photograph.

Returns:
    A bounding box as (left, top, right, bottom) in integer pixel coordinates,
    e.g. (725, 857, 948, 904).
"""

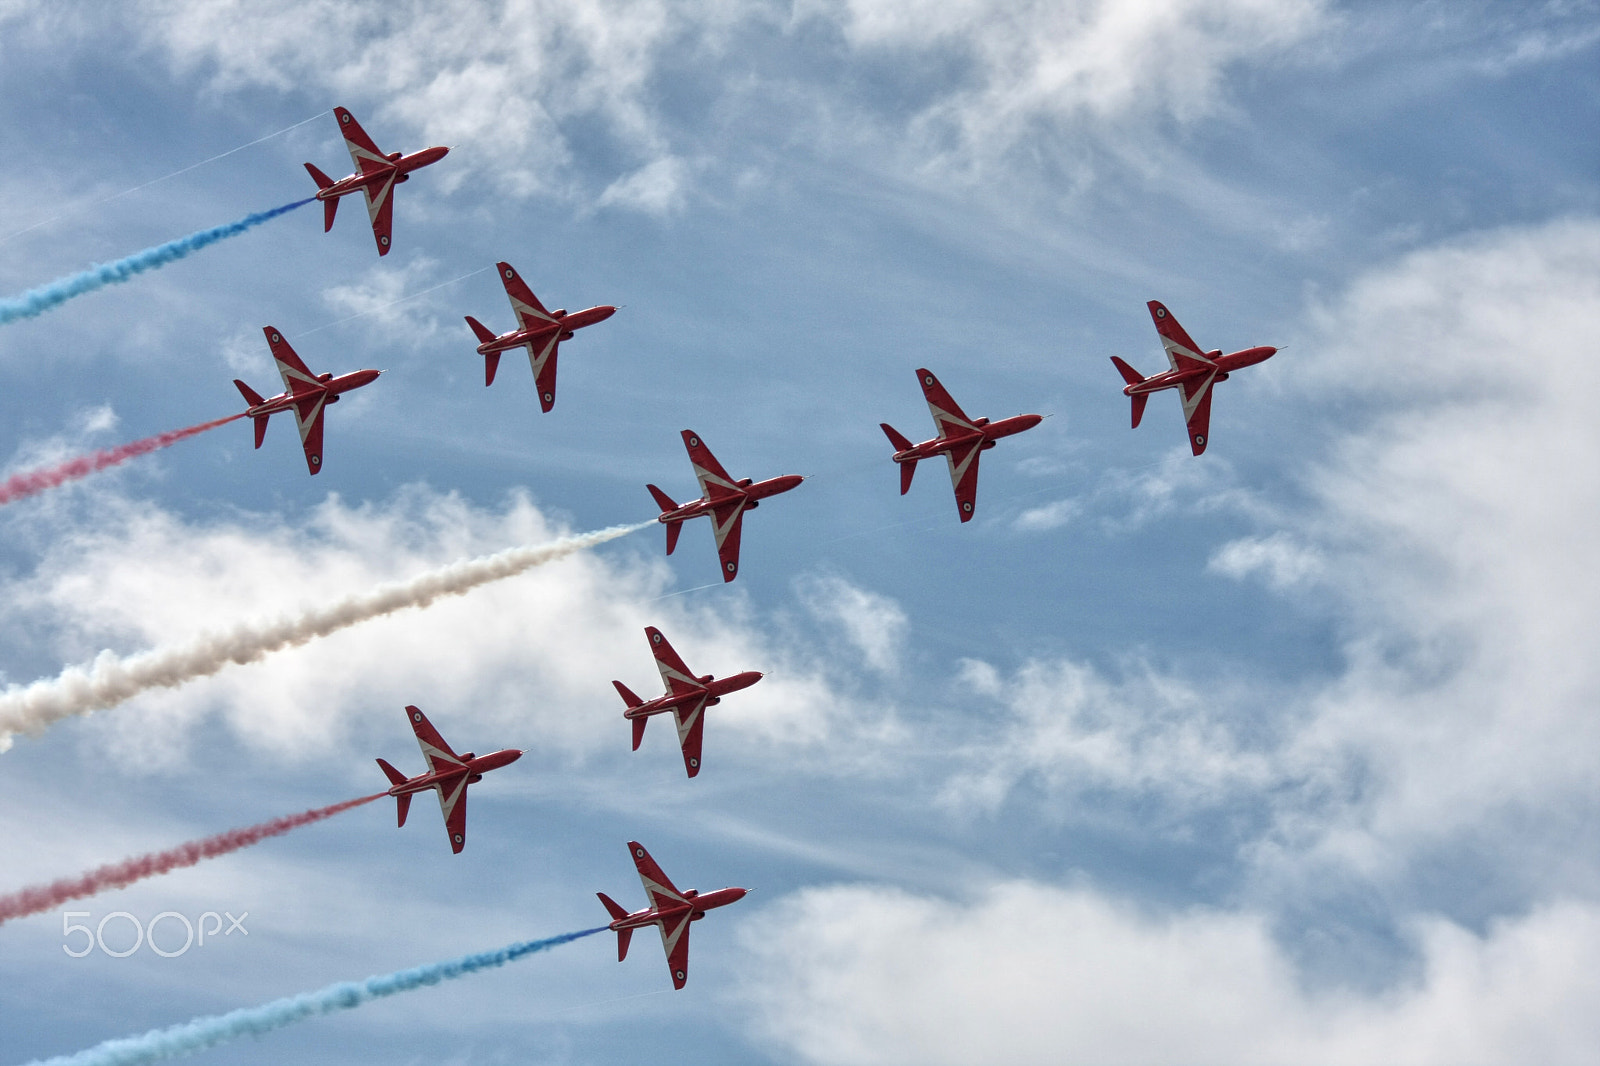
(0, 522, 651, 751)
(0, 199, 314, 326)
(22, 928, 606, 1066)
(0, 794, 383, 926)
(0, 414, 245, 506)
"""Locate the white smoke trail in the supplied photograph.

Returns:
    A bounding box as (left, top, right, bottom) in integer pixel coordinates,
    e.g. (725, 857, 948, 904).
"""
(0, 522, 649, 752)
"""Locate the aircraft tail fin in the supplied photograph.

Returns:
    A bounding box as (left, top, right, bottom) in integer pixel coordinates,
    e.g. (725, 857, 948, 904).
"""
(899, 459, 918, 495)
(375, 758, 411, 826)
(880, 422, 914, 452)
(613, 679, 644, 708)
(304, 162, 335, 190)
(1130, 393, 1149, 429)
(647, 485, 682, 554)
(647, 484, 678, 514)
(631, 716, 647, 750)
(233, 379, 265, 407)
(1110, 355, 1145, 387)
(596, 892, 633, 960)
(465, 315, 497, 345)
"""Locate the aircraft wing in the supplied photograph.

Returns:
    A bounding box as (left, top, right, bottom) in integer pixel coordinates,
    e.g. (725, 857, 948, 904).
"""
(646, 627, 703, 697)
(497, 262, 557, 329)
(1147, 301, 1208, 373)
(264, 327, 320, 395)
(628, 841, 688, 910)
(437, 775, 468, 854)
(942, 440, 983, 522)
(709, 500, 746, 582)
(292, 393, 328, 475)
(361, 175, 397, 256)
(681, 431, 741, 500)
(525, 333, 561, 413)
(659, 909, 692, 990)
(916, 368, 977, 441)
(406, 705, 466, 773)
(673, 697, 709, 777)
(334, 106, 391, 175)
(1179, 374, 1217, 456)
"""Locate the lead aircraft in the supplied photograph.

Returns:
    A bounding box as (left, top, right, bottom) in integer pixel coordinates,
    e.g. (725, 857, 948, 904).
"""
(1110, 300, 1277, 456)
(880, 368, 1043, 522)
(648, 430, 804, 582)
(463, 261, 617, 409)
(304, 106, 449, 256)
(375, 705, 523, 854)
(612, 626, 763, 777)
(597, 841, 747, 989)
(233, 327, 380, 475)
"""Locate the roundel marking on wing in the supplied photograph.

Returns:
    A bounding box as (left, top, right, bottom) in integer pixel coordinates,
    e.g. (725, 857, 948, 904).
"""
(270, 332, 281, 343)
(1194, 434, 1205, 446)
(379, 235, 390, 247)
(543, 392, 554, 403)
(725, 561, 737, 573)
(675, 970, 686, 981)
(504, 268, 514, 279)
(635, 847, 645, 858)
(652, 632, 663, 644)
(341, 113, 351, 124)
(962, 501, 973, 513)
(413, 710, 423, 721)
(310, 455, 321, 466)
(689, 757, 699, 768)
(688, 436, 699, 447)
(454, 834, 463, 844)
(923, 374, 934, 386)
(1155, 306, 1167, 318)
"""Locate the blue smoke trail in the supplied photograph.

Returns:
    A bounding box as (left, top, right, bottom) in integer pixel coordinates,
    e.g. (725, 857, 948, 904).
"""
(0, 199, 314, 327)
(24, 927, 606, 1066)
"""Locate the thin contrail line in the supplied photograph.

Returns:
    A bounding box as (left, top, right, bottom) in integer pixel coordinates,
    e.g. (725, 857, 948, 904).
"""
(298, 266, 492, 336)
(0, 111, 329, 246)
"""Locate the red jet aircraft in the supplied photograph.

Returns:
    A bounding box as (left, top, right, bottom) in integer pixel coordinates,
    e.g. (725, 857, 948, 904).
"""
(612, 626, 763, 777)
(880, 368, 1043, 522)
(233, 327, 380, 475)
(304, 106, 449, 256)
(648, 430, 804, 582)
(463, 261, 617, 409)
(375, 705, 523, 854)
(597, 840, 747, 990)
(1110, 300, 1277, 456)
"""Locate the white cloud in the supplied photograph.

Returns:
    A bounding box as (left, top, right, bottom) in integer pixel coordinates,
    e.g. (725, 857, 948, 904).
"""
(134, 0, 722, 199)
(795, 571, 908, 676)
(1209, 530, 1323, 588)
(738, 881, 1600, 1066)
(0, 484, 867, 769)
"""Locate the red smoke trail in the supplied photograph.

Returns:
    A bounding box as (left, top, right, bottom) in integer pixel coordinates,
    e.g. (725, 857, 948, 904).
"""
(0, 412, 245, 506)
(0, 793, 383, 925)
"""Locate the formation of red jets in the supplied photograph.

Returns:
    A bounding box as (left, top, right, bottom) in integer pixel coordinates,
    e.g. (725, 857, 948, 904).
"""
(236, 108, 1279, 990)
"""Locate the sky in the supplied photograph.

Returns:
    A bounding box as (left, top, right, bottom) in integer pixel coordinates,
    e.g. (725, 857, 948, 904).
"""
(0, 0, 1598, 1062)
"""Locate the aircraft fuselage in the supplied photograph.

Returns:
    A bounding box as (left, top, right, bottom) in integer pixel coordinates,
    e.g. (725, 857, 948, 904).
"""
(622, 671, 764, 721)
(657, 475, 805, 527)
(607, 886, 749, 933)
(890, 412, 1043, 465)
(1121, 346, 1276, 396)
(244, 368, 382, 417)
(315, 146, 450, 202)
(475, 304, 618, 355)
(384, 747, 523, 797)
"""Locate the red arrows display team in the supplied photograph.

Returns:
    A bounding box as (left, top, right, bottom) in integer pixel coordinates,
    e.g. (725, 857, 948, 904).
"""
(375, 705, 523, 854)
(597, 841, 747, 989)
(304, 106, 449, 256)
(1111, 300, 1278, 455)
(649, 430, 804, 582)
(612, 626, 763, 777)
(464, 261, 617, 409)
(234, 327, 380, 475)
(881, 368, 1043, 522)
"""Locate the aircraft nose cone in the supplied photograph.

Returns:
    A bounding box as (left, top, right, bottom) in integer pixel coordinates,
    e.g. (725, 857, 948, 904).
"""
(506, 749, 525, 763)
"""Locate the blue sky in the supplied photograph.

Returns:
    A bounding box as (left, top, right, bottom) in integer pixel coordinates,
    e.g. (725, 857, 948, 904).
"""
(1, 1, 1598, 1062)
